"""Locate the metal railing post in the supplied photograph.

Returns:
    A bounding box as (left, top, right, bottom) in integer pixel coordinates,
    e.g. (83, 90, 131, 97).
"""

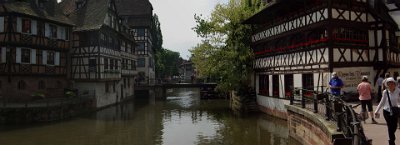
(290, 91, 294, 105)
(301, 91, 305, 108)
(325, 95, 330, 120)
(314, 93, 318, 113)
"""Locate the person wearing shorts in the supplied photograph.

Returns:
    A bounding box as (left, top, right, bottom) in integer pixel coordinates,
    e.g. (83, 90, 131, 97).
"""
(357, 76, 378, 124)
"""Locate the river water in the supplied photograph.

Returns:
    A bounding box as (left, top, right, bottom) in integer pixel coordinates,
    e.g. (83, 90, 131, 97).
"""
(0, 88, 300, 145)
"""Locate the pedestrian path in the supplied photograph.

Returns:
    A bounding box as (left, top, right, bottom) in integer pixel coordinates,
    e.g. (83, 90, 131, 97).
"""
(352, 102, 400, 145)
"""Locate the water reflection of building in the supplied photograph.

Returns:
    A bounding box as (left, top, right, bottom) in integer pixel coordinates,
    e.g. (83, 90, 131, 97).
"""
(245, 0, 400, 97)
(0, 0, 74, 101)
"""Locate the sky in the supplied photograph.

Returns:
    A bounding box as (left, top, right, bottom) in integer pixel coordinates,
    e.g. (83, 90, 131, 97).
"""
(149, 0, 229, 60)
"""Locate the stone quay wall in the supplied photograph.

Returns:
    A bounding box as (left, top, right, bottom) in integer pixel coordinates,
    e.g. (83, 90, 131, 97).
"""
(257, 95, 342, 145)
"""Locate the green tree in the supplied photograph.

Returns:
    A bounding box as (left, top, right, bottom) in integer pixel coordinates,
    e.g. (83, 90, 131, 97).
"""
(151, 14, 163, 52)
(151, 14, 164, 78)
(156, 48, 181, 79)
(190, 0, 264, 92)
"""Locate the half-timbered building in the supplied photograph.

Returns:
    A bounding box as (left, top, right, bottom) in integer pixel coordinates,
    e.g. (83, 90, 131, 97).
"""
(0, 0, 73, 101)
(116, 0, 156, 85)
(60, 0, 136, 108)
(245, 0, 400, 98)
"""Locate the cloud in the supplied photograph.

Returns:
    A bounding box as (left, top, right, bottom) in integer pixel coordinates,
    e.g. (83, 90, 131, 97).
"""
(150, 0, 228, 59)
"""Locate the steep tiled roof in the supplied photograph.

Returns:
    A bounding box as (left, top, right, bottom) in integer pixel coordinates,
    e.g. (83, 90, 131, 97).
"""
(60, 0, 109, 31)
(2, 1, 74, 25)
(115, 0, 153, 27)
(115, 0, 152, 16)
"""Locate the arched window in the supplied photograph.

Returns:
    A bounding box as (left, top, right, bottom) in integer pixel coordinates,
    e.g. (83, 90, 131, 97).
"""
(38, 80, 45, 90)
(18, 81, 26, 90)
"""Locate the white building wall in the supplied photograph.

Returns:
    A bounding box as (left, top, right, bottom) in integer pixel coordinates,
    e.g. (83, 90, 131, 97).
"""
(257, 95, 290, 114)
(74, 80, 125, 108)
(333, 67, 375, 93)
(268, 75, 273, 97)
(293, 74, 303, 89)
(279, 74, 284, 98)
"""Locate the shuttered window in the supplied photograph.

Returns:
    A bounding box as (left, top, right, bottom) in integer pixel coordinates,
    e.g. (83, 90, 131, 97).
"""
(31, 20, 37, 35)
(55, 52, 60, 65)
(1, 47, 6, 63)
(21, 48, 31, 63)
(104, 58, 108, 69)
(0, 17, 4, 32)
(22, 19, 31, 33)
(42, 50, 47, 65)
(89, 59, 96, 72)
(31, 49, 36, 64)
(47, 51, 55, 65)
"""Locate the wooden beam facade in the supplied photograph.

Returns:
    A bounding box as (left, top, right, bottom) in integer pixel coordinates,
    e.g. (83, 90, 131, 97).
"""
(248, 0, 400, 98)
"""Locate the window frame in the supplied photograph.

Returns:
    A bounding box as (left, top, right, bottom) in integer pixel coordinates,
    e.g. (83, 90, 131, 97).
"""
(47, 51, 55, 65)
(22, 18, 31, 34)
(49, 24, 57, 39)
(21, 48, 31, 63)
(89, 58, 97, 72)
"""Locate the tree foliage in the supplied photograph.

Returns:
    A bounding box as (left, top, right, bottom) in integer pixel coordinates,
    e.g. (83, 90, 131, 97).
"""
(151, 14, 182, 79)
(190, 0, 264, 92)
(156, 48, 181, 79)
(151, 14, 165, 78)
(151, 14, 163, 52)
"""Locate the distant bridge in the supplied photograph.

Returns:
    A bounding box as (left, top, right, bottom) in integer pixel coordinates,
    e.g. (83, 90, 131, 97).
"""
(162, 83, 217, 88)
(135, 83, 217, 89)
(135, 83, 218, 98)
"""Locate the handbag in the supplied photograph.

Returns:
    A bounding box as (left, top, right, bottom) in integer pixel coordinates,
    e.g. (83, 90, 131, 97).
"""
(386, 90, 400, 116)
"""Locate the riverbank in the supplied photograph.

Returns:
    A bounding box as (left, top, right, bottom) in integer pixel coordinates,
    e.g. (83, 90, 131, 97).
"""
(0, 96, 94, 124)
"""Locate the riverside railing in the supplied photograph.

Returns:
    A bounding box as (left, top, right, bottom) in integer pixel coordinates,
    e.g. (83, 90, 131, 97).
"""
(290, 87, 371, 145)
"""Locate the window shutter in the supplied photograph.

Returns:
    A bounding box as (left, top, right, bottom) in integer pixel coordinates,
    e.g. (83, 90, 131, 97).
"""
(45, 23, 50, 37)
(0, 17, 4, 32)
(31, 20, 37, 35)
(57, 26, 62, 39)
(55, 52, 60, 65)
(16, 47, 21, 63)
(42, 50, 47, 65)
(16, 17, 22, 32)
(1, 47, 5, 63)
(31, 49, 36, 64)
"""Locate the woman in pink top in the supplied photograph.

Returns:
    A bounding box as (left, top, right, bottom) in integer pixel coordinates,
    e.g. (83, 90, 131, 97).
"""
(357, 76, 377, 124)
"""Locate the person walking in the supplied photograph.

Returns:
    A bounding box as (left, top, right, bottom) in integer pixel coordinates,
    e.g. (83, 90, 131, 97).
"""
(382, 73, 391, 94)
(377, 74, 384, 103)
(375, 77, 400, 145)
(329, 72, 344, 96)
(357, 76, 377, 124)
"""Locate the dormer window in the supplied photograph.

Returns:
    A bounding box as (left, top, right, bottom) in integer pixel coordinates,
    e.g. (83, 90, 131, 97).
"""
(36, 0, 47, 8)
(75, 0, 86, 9)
